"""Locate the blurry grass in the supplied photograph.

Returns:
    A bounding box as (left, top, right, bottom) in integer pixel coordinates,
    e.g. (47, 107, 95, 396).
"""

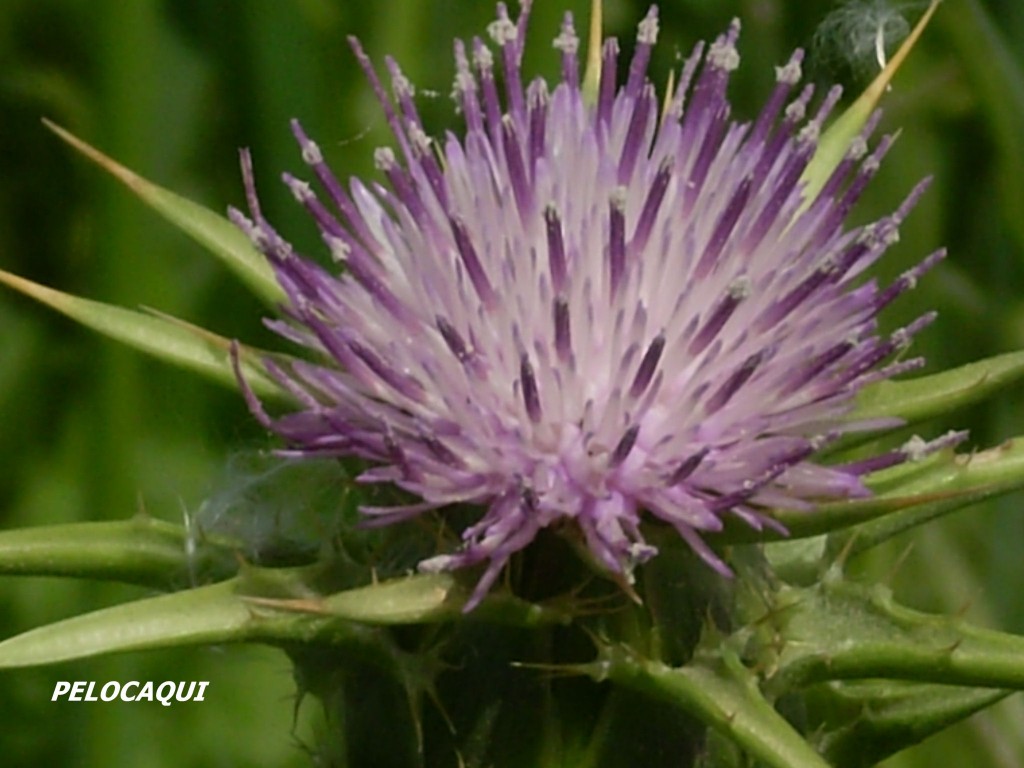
(1, 0, 1023, 765)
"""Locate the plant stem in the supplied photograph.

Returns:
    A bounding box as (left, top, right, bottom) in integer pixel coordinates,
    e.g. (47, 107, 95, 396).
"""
(599, 645, 830, 768)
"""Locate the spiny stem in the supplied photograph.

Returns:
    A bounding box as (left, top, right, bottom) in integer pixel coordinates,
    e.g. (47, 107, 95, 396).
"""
(594, 645, 831, 768)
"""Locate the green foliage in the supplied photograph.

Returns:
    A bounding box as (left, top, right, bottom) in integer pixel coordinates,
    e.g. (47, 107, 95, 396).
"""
(3, 0, 1024, 766)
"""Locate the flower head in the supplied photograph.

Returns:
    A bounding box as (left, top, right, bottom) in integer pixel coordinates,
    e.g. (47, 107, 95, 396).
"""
(231, 2, 953, 608)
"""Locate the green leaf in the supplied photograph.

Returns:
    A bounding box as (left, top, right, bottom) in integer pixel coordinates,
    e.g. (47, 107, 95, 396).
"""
(0, 568, 564, 667)
(0, 517, 237, 589)
(0, 269, 285, 399)
(246, 572, 570, 627)
(43, 119, 283, 306)
(0, 580, 259, 668)
(806, 680, 1009, 768)
(591, 644, 831, 768)
(0, 575, 396, 669)
(768, 579, 1024, 693)
(581, 0, 602, 106)
(798, 0, 940, 211)
(719, 491, 946, 546)
(852, 350, 1024, 425)
(835, 437, 1024, 557)
(719, 437, 1024, 557)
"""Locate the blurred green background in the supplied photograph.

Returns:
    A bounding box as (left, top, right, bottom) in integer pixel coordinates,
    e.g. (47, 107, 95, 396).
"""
(2, 0, 1024, 765)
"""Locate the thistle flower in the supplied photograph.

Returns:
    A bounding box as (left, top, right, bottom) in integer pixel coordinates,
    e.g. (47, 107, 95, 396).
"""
(230, 2, 956, 609)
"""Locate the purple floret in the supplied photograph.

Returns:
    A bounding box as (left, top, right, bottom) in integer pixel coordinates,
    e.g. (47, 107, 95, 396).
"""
(231, 3, 955, 609)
